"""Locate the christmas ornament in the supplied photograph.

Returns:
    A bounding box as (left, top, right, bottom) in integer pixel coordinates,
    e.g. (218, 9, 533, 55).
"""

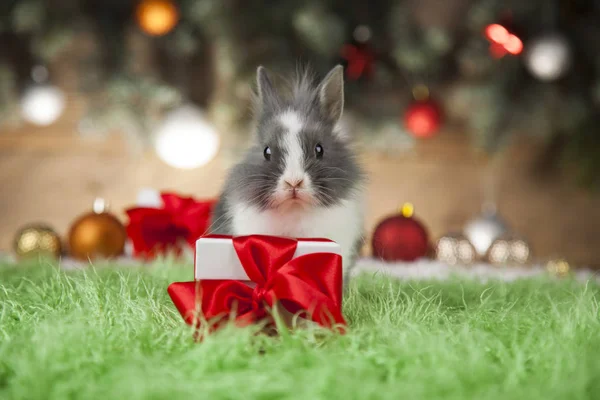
(509, 238, 531, 264)
(371, 203, 429, 262)
(154, 104, 220, 169)
(126, 192, 217, 259)
(136, 0, 179, 37)
(340, 25, 375, 81)
(404, 84, 442, 138)
(546, 259, 570, 278)
(524, 34, 572, 82)
(435, 233, 476, 265)
(487, 237, 510, 265)
(20, 66, 65, 126)
(68, 199, 127, 260)
(464, 209, 507, 257)
(13, 224, 61, 259)
(487, 235, 530, 265)
(484, 23, 523, 58)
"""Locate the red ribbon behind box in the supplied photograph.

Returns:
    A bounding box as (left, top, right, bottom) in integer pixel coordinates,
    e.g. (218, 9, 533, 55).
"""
(168, 235, 346, 332)
(125, 193, 216, 259)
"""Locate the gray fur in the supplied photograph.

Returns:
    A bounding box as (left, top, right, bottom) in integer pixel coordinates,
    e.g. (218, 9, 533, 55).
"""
(209, 65, 365, 235)
(318, 65, 345, 123)
(344, 235, 365, 288)
(209, 194, 233, 234)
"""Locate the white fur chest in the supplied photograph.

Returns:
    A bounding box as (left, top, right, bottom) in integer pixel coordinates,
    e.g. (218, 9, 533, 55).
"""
(230, 196, 364, 271)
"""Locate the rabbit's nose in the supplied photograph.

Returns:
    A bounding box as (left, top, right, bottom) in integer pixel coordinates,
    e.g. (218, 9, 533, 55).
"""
(284, 179, 304, 189)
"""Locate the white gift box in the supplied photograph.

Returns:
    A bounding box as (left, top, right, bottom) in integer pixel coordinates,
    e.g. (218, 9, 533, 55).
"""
(194, 235, 342, 281)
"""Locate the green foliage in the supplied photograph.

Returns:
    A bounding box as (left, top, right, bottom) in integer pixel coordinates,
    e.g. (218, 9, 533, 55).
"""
(0, 63, 20, 127)
(562, 117, 600, 192)
(4, 0, 75, 61)
(1, 261, 600, 399)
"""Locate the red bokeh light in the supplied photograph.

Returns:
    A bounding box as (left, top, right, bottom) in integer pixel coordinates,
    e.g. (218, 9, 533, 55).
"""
(484, 23, 523, 58)
(489, 43, 508, 59)
(504, 35, 523, 55)
(485, 24, 510, 44)
(404, 101, 442, 138)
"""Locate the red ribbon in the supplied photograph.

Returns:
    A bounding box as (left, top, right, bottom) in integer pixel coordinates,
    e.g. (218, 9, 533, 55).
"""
(168, 235, 346, 332)
(125, 193, 216, 258)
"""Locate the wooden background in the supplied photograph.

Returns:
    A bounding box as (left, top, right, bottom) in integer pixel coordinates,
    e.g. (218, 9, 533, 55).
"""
(1, 91, 599, 267)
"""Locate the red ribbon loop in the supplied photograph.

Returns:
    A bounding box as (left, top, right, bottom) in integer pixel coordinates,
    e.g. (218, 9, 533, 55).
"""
(168, 235, 346, 332)
(252, 286, 267, 309)
(125, 193, 216, 258)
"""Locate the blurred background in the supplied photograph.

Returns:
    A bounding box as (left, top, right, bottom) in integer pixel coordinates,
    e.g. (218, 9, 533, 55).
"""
(1, 0, 599, 268)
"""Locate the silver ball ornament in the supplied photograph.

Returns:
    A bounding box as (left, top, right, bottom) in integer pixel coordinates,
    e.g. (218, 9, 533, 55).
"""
(464, 211, 508, 257)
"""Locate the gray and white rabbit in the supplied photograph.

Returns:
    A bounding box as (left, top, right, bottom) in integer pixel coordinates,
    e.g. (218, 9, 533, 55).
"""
(209, 65, 366, 282)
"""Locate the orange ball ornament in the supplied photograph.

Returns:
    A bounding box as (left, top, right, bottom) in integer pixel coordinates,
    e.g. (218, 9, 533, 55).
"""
(68, 199, 127, 260)
(136, 0, 179, 37)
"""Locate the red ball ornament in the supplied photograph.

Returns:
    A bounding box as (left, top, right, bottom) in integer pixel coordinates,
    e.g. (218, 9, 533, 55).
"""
(404, 99, 442, 138)
(372, 203, 429, 262)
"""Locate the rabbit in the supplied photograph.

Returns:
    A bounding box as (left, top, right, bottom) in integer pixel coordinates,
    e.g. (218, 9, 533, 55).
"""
(209, 64, 366, 284)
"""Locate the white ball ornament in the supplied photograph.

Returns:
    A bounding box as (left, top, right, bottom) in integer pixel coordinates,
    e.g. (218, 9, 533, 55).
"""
(154, 104, 220, 169)
(20, 84, 66, 126)
(524, 34, 572, 82)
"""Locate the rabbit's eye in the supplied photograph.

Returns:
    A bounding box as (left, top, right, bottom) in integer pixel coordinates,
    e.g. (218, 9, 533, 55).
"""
(263, 146, 271, 161)
(315, 143, 324, 159)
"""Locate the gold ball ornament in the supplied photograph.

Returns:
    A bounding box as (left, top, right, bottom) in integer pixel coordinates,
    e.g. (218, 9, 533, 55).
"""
(510, 239, 531, 264)
(435, 233, 476, 265)
(487, 236, 531, 266)
(13, 224, 62, 259)
(68, 199, 126, 261)
(487, 238, 511, 265)
(546, 259, 570, 278)
(435, 235, 458, 264)
(136, 0, 179, 37)
(456, 237, 477, 264)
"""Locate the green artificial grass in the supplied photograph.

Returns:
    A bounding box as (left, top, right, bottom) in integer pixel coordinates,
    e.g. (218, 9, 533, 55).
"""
(1, 259, 600, 400)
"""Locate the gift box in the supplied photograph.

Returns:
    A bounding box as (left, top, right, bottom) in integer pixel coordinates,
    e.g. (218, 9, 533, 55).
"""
(168, 234, 347, 333)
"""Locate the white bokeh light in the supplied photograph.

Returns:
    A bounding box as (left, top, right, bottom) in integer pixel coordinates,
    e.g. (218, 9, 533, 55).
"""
(20, 84, 66, 126)
(154, 104, 220, 169)
(353, 25, 372, 43)
(524, 34, 572, 82)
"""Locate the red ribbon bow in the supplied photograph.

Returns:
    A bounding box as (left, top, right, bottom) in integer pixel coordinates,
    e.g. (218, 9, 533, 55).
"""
(168, 235, 346, 332)
(125, 193, 216, 258)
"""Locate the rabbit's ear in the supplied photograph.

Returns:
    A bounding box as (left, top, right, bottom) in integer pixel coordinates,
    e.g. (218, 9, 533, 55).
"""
(318, 65, 344, 123)
(256, 66, 280, 113)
